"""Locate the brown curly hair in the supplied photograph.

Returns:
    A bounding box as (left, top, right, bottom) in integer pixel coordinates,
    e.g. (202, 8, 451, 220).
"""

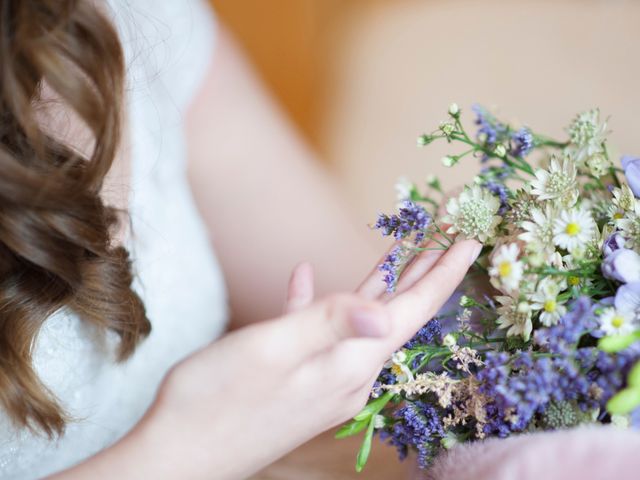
(0, 0, 151, 436)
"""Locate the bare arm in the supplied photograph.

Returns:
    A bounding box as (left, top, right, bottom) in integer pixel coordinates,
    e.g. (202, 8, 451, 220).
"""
(185, 26, 379, 327)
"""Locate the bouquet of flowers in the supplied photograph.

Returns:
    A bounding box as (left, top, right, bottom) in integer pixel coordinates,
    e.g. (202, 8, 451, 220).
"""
(337, 104, 640, 472)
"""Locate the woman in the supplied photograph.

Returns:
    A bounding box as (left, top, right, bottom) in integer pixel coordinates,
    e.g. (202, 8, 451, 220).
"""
(0, 1, 480, 478)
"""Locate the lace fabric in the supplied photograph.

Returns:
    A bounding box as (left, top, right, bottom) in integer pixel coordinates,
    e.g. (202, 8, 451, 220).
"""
(0, 2, 228, 478)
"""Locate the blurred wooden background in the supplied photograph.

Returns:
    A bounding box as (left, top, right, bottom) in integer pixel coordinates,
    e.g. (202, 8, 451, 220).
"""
(211, 0, 640, 477)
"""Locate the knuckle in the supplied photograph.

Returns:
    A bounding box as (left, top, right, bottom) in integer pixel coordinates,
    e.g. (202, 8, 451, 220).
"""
(325, 293, 358, 314)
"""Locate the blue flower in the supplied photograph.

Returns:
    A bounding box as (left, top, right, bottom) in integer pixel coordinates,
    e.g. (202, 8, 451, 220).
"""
(621, 155, 640, 197)
(602, 232, 626, 257)
(472, 104, 508, 147)
(380, 401, 444, 468)
(615, 282, 640, 316)
(378, 246, 404, 293)
(510, 128, 534, 157)
(534, 297, 595, 352)
(602, 249, 640, 284)
(374, 200, 431, 242)
(404, 319, 442, 349)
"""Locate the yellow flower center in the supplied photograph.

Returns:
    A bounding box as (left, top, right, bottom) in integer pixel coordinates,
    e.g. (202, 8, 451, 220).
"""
(544, 300, 557, 313)
(568, 276, 580, 286)
(565, 222, 581, 236)
(498, 261, 512, 278)
(614, 212, 624, 220)
(391, 364, 404, 377)
(611, 315, 625, 329)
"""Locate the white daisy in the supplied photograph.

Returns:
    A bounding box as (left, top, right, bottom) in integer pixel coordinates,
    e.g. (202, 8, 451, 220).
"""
(384, 350, 414, 383)
(566, 109, 608, 166)
(496, 296, 533, 342)
(553, 207, 597, 252)
(529, 278, 567, 327)
(442, 185, 502, 243)
(519, 204, 557, 254)
(489, 244, 524, 293)
(530, 155, 579, 207)
(598, 308, 638, 336)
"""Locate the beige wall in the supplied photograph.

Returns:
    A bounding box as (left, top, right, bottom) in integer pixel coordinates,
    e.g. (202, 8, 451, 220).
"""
(213, 0, 640, 222)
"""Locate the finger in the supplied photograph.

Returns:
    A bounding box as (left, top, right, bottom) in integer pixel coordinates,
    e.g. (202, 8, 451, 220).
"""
(386, 248, 444, 297)
(384, 231, 452, 298)
(284, 262, 315, 313)
(277, 294, 391, 359)
(386, 239, 481, 347)
(356, 242, 417, 300)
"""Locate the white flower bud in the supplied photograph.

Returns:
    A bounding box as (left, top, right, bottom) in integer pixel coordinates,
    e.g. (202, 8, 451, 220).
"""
(517, 301, 531, 314)
(494, 144, 507, 157)
(392, 350, 407, 363)
(440, 121, 455, 136)
(448, 103, 460, 116)
(459, 295, 475, 307)
(443, 333, 457, 348)
(373, 414, 386, 429)
(527, 252, 545, 268)
(417, 135, 432, 147)
(442, 156, 456, 167)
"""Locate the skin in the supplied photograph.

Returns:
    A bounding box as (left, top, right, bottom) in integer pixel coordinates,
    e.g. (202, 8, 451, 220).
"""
(53, 240, 481, 479)
(185, 26, 382, 327)
(46, 23, 482, 480)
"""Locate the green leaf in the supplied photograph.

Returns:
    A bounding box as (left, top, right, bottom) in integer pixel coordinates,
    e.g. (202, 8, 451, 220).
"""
(335, 419, 369, 439)
(353, 392, 393, 422)
(628, 361, 640, 389)
(606, 387, 640, 415)
(355, 418, 375, 473)
(598, 332, 640, 353)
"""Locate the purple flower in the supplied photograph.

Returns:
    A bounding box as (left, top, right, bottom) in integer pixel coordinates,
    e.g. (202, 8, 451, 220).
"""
(622, 155, 640, 197)
(510, 128, 534, 157)
(378, 246, 404, 293)
(602, 249, 640, 284)
(631, 407, 640, 429)
(374, 201, 431, 242)
(603, 232, 626, 257)
(404, 319, 442, 349)
(472, 104, 508, 146)
(380, 401, 444, 468)
(615, 282, 640, 317)
(534, 297, 595, 352)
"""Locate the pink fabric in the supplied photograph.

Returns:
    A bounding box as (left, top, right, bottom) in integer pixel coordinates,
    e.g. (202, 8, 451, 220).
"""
(414, 426, 640, 480)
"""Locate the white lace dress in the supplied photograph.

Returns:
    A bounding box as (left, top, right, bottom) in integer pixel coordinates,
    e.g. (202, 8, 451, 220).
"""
(0, 1, 228, 478)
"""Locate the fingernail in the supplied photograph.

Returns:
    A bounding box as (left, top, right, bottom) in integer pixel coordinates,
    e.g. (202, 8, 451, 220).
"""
(469, 242, 483, 266)
(349, 307, 389, 338)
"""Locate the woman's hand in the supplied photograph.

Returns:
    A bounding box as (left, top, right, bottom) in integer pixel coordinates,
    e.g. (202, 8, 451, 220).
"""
(55, 239, 480, 480)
